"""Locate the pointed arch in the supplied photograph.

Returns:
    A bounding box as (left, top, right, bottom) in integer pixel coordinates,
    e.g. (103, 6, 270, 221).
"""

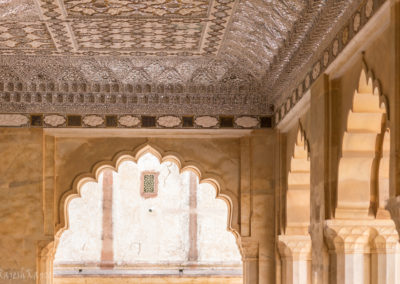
(285, 125, 311, 235)
(278, 124, 312, 284)
(336, 62, 389, 219)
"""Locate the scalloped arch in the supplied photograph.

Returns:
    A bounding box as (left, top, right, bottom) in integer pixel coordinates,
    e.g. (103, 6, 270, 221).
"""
(285, 124, 311, 235)
(56, 143, 240, 244)
(336, 62, 389, 219)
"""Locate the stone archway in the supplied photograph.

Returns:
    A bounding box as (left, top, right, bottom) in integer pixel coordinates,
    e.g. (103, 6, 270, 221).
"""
(336, 64, 388, 219)
(38, 144, 244, 284)
(278, 125, 312, 284)
(325, 63, 399, 284)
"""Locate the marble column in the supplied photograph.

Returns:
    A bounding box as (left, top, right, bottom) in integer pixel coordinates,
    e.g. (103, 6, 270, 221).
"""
(325, 219, 399, 284)
(278, 235, 312, 284)
(370, 222, 399, 284)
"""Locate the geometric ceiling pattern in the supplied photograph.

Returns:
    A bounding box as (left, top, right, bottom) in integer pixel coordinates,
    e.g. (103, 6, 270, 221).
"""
(0, 0, 379, 126)
(1, 0, 237, 56)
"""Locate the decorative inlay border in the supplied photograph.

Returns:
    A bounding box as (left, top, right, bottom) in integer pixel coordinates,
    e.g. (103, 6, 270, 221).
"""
(0, 113, 272, 129)
(274, 0, 385, 125)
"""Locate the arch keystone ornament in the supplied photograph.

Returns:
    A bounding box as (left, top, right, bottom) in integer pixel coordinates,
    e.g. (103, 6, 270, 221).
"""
(336, 62, 390, 219)
(278, 124, 311, 284)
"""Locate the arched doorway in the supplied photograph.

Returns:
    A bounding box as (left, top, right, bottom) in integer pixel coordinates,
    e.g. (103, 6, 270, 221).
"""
(52, 151, 243, 284)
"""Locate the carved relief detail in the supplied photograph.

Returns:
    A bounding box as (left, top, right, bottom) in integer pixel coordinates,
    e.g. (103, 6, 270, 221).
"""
(324, 219, 399, 254)
(278, 235, 311, 261)
(0, 114, 29, 126)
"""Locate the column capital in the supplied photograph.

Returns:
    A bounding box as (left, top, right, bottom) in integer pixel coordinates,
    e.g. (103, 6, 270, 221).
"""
(239, 238, 259, 261)
(324, 219, 399, 254)
(278, 234, 311, 261)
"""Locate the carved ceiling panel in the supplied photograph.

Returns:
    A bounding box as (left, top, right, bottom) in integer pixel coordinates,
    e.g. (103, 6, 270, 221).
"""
(63, 0, 210, 18)
(0, 0, 379, 125)
(0, 0, 236, 56)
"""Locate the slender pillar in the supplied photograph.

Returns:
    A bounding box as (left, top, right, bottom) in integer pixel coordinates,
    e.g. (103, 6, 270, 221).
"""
(241, 239, 259, 284)
(240, 137, 252, 237)
(370, 223, 399, 284)
(278, 235, 312, 284)
(100, 170, 114, 268)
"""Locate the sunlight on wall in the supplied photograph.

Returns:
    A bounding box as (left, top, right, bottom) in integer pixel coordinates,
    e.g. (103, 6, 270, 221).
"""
(54, 153, 241, 267)
(197, 183, 241, 263)
(54, 179, 103, 265)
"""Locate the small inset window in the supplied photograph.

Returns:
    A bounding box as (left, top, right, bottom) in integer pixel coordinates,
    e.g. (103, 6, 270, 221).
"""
(140, 171, 159, 198)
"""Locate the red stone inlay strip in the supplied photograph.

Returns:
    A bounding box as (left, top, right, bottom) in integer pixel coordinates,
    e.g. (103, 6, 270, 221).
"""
(101, 170, 114, 268)
(188, 172, 198, 261)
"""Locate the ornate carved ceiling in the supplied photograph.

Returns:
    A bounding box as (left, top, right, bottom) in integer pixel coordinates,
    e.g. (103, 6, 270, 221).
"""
(0, 0, 376, 125)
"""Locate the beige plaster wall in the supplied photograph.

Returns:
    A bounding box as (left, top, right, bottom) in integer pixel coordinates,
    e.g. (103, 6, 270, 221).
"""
(0, 129, 45, 283)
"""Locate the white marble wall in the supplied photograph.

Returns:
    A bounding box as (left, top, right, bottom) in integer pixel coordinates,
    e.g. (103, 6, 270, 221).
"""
(54, 177, 104, 264)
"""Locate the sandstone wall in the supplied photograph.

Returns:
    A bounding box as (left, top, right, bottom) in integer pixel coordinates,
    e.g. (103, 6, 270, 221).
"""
(0, 129, 45, 283)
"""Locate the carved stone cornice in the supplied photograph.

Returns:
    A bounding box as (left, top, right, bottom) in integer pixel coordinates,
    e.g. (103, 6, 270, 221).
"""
(278, 234, 311, 261)
(324, 219, 399, 254)
(0, 55, 272, 119)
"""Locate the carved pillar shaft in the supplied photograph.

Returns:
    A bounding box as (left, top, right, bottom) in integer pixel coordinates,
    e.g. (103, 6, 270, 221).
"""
(371, 250, 397, 284)
(371, 234, 399, 284)
(278, 235, 312, 284)
(241, 239, 259, 284)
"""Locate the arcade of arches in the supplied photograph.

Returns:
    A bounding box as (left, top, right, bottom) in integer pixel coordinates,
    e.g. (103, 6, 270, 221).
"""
(2, 1, 400, 284)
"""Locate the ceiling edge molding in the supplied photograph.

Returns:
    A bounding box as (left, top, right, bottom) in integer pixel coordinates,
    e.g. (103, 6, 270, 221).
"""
(274, 0, 387, 125)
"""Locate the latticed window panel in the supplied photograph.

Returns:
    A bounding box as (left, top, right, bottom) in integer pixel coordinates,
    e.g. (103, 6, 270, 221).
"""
(140, 171, 159, 198)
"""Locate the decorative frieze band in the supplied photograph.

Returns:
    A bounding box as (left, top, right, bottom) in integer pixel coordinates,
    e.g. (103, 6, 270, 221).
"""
(0, 113, 272, 129)
(0, 80, 271, 116)
(274, 0, 385, 125)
